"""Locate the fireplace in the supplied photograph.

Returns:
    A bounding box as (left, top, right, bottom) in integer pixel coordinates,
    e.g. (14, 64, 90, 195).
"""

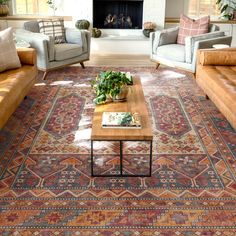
(93, 0, 144, 29)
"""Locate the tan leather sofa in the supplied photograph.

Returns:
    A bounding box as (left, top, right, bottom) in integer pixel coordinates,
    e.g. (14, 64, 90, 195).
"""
(0, 48, 38, 129)
(196, 48, 236, 130)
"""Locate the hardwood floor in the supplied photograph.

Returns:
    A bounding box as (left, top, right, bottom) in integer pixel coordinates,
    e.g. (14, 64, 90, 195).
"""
(84, 54, 154, 67)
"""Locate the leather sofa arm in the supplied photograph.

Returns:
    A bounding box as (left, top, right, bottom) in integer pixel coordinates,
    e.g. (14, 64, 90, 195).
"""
(17, 48, 37, 66)
(198, 48, 236, 66)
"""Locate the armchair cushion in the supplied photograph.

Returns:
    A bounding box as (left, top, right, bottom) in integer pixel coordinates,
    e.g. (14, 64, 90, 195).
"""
(158, 27, 179, 46)
(24, 20, 40, 33)
(65, 29, 88, 53)
(38, 18, 66, 44)
(156, 44, 185, 62)
(152, 27, 179, 53)
(54, 43, 83, 61)
(0, 27, 21, 73)
(65, 28, 82, 44)
(198, 48, 236, 66)
(177, 14, 210, 45)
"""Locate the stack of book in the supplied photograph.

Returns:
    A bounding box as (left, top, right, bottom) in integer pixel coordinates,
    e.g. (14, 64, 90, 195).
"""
(102, 112, 142, 129)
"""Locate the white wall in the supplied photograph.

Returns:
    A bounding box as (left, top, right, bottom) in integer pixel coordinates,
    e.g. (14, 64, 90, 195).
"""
(165, 0, 185, 18)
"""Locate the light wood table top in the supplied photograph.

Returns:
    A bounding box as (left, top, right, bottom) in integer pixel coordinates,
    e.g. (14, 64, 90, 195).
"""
(91, 77, 153, 141)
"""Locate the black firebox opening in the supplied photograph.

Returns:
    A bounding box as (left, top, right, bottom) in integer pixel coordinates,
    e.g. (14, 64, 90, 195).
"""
(93, 0, 143, 29)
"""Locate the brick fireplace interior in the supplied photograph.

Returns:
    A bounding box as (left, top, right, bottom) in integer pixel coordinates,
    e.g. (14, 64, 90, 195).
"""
(93, 0, 144, 29)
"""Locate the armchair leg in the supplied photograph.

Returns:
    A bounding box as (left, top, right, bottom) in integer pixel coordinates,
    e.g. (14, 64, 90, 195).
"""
(80, 62, 85, 69)
(42, 71, 48, 80)
(156, 63, 160, 69)
(205, 94, 209, 100)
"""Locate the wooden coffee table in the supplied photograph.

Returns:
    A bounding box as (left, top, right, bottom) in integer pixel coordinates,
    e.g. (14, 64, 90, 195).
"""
(91, 77, 153, 177)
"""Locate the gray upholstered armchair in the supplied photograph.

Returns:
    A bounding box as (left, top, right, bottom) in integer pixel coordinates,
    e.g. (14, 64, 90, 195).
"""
(150, 25, 232, 73)
(15, 21, 91, 79)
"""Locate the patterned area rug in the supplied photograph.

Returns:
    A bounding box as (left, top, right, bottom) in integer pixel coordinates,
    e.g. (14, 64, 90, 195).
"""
(0, 66, 236, 235)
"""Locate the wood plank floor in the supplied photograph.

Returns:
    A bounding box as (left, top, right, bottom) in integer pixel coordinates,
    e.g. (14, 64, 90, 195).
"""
(84, 54, 154, 67)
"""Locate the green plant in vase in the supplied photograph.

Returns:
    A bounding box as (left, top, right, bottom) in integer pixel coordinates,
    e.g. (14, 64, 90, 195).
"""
(46, 0, 57, 16)
(91, 71, 133, 105)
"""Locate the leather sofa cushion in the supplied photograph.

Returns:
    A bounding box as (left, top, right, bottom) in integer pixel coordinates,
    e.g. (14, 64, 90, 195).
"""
(199, 48, 236, 66)
(17, 48, 36, 65)
(196, 64, 236, 129)
(0, 48, 37, 129)
(0, 65, 37, 128)
(54, 43, 83, 61)
(0, 66, 35, 103)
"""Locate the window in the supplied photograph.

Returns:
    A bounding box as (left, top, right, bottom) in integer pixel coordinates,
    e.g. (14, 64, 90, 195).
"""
(13, 0, 49, 15)
(186, 0, 219, 17)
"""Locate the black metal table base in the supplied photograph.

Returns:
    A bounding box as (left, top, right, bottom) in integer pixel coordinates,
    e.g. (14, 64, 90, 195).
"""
(91, 140, 152, 177)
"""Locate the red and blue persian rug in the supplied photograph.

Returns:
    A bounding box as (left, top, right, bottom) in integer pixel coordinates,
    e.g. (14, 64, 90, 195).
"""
(0, 66, 236, 235)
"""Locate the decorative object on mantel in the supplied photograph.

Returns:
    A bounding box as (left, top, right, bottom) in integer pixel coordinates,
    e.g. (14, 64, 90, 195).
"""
(216, 0, 236, 20)
(0, 0, 9, 17)
(92, 28, 102, 38)
(91, 70, 133, 104)
(142, 21, 156, 37)
(75, 19, 90, 30)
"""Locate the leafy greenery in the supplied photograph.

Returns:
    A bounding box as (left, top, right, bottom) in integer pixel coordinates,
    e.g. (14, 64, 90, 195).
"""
(216, 0, 236, 19)
(91, 71, 133, 105)
(0, 0, 9, 4)
(46, 0, 57, 12)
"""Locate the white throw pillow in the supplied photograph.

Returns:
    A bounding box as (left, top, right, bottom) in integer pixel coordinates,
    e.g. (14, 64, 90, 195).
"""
(38, 18, 66, 44)
(0, 27, 21, 73)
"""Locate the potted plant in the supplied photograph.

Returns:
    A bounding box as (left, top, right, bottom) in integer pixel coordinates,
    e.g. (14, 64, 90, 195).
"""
(0, 0, 9, 17)
(216, 0, 236, 20)
(91, 70, 133, 105)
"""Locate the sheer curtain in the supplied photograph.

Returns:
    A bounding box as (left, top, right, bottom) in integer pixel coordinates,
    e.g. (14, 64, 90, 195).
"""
(13, 0, 66, 15)
(185, 0, 219, 18)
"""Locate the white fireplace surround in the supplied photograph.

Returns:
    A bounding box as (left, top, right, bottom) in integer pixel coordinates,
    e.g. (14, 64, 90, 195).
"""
(67, 0, 166, 54)
(72, 0, 166, 37)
